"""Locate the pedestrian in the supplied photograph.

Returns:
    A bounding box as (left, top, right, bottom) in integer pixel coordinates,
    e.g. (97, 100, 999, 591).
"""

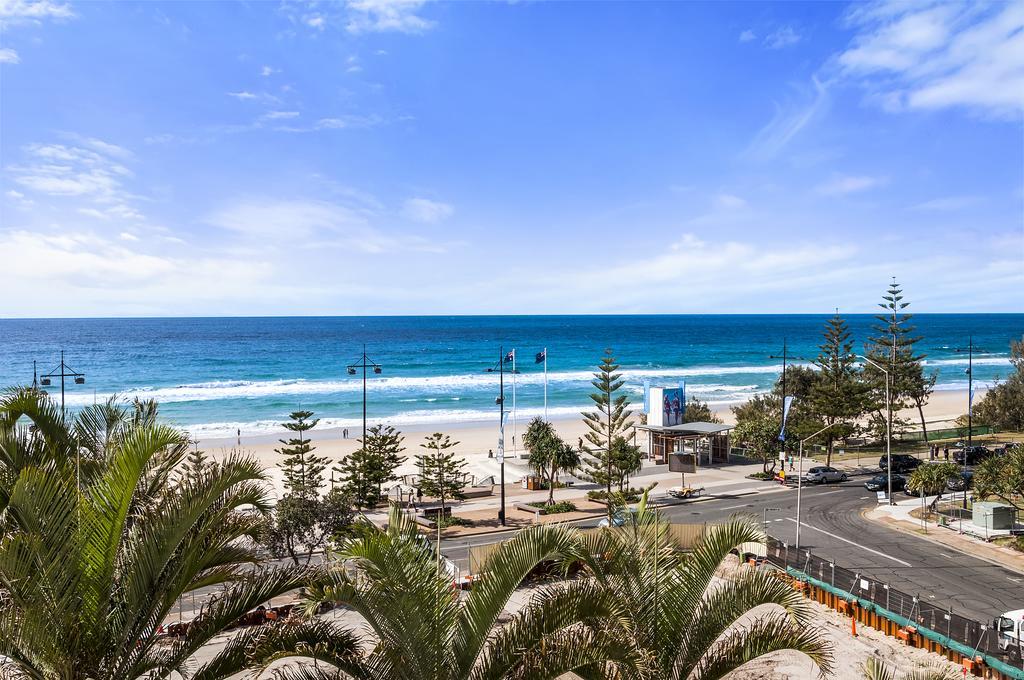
(944, 446, 949, 461)
(789, 455, 794, 472)
(488, 448, 493, 458)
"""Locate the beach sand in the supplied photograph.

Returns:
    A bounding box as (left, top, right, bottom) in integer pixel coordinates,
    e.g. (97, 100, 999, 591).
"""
(198, 388, 979, 495)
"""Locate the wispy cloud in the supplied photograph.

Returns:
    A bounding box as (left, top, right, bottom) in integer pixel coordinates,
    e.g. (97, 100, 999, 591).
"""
(714, 193, 747, 209)
(910, 195, 982, 211)
(836, 0, 1024, 119)
(765, 26, 801, 49)
(402, 197, 454, 223)
(739, 29, 756, 43)
(0, 0, 75, 25)
(345, 0, 435, 34)
(816, 174, 885, 196)
(260, 65, 279, 77)
(0, 47, 19, 63)
(745, 76, 829, 160)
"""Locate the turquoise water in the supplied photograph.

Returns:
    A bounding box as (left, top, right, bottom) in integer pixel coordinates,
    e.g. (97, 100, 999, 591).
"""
(1, 315, 1019, 438)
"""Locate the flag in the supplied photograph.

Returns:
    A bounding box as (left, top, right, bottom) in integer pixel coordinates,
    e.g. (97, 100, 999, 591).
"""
(778, 395, 795, 441)
(643, 380, 650, 413)
(504, 349, 515, 363)
(679, 380, 686, 412)
(535, 350, 546, 364)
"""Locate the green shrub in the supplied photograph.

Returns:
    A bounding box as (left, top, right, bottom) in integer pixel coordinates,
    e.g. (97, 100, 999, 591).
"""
(527, 500, 577, 515)
(437, 515, 475, 529)
(746, 471, 775, 480)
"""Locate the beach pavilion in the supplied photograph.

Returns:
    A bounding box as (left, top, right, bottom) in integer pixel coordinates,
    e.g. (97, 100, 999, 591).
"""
(638, 421, 733, 467)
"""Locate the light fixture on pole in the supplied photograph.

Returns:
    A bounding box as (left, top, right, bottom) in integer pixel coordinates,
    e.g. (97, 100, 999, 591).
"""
(40, 350, 86, 414)
(347, 346, 383, 504)
(769, 340, 809, 472)
(795, 422, 839, 552)
(858, 355, 892, 505)
(486, 347, 515, 526)
(952, 337, 977, 510)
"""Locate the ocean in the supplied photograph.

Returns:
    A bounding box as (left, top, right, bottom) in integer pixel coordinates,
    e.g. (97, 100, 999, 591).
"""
(1, 315, 1020, 439)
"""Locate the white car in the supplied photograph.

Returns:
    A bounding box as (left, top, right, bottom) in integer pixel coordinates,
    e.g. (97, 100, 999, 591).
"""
(802, 466, 847, 484)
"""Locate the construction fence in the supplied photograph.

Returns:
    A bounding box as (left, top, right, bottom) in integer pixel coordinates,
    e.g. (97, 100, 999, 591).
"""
(764, 536, 1024, 679)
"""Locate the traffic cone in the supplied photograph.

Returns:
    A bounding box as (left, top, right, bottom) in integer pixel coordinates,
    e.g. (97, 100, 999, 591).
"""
(851, 614, 858, 637)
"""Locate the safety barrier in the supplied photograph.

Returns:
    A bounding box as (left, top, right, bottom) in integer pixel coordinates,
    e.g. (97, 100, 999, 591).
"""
(764, 537, 1024, 679)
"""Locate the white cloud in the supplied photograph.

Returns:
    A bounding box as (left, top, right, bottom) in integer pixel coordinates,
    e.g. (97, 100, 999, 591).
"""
(306, 13, 325, 30)
(345, 0, 434, 34)
(402, 197, 454, 223)
(9, 139, 145, 222)
(262, 110, 300, 120)
(765, 26, 801, 49)
(836, 1, 1024, 119)
(910, 195, 982, 211)
(0, 0, 75, 25)
(714, 193, 747, 209)
(739, 29, 756, 43)
(227, 91, 258, 100)
(0, 47, 19, 63)
(816, 174, 885, 196)
(260, 65, 279, 77)
(746, 76, 829, 160)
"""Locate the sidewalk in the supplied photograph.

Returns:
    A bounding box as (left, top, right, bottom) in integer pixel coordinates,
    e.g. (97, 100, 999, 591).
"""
(376, 459, 776, 538)
(866, 497, 1024, 575)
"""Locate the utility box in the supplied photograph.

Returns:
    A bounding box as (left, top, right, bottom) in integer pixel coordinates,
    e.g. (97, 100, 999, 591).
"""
(973, 501, 1016, 530)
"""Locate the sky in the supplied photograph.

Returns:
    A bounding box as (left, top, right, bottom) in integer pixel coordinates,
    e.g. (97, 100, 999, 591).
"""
(0, 0, 1022, 317)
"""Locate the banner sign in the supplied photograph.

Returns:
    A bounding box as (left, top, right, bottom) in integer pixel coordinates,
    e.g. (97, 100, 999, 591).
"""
(778, 395, 795, 442)
(662, 387, 685, 426)
(669, 453, 697, 474)
(643, 380, 650, 414)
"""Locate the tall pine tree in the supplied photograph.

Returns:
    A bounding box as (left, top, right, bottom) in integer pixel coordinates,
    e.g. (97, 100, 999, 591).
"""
(809, 312, 867, 465)
(864, 279, 934, 440)
(581, 349, 634, 520)
(275, 410, 330, 499)
(177, 444, 212, 483)
(335, 424, 407, 509)
(416, 432, 468, 518)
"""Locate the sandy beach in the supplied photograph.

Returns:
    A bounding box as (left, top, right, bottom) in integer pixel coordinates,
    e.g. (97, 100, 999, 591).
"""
(197, 388, 981, 495)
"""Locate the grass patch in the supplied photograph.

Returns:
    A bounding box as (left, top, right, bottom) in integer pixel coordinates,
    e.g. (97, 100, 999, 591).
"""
(437, 515, 475, 529)
(526, 501, 578, 515)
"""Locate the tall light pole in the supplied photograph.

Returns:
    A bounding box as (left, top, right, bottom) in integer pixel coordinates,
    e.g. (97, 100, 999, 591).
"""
(770, 340, 809, 470)
(347, 345, 383, 445)
(953, 337, 976, 509)
(795, 422, 839, 551)
(347, 346, 383, 505)
(858, 355, 892, 504)
(39, 350, 86, 414)
(486, 348, 515, 526)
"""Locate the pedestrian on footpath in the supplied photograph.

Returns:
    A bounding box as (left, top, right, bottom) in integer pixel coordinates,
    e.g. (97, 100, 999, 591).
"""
(944, 446, 949, 461)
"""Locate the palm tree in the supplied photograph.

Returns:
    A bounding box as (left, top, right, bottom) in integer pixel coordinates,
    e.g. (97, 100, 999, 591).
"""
(567, 493, 834, 679)
(862, 657, 960, 680)
(905, 462, 959, 529)
(212, 505, 636, 679)
(0, 387, 314, 679)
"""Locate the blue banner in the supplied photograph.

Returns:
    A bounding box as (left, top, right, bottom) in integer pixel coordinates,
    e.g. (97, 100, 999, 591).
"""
(778, 395, 795, 441)
(643, 380, 650, 413)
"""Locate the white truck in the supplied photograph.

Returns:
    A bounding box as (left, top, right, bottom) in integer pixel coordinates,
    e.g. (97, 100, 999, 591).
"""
(997, 608, 1024, 653)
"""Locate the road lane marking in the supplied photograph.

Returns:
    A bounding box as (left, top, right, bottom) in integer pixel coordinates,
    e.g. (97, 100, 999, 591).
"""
(784, 518, 913, 567)
(721, 504, 752, 510)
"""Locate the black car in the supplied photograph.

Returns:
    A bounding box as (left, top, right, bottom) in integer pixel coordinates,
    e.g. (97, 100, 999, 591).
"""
(946, 470, 973, 491)
(879, 454, 921, 473)
(953, 446, 993, 466)
(864, 473, 906, 492)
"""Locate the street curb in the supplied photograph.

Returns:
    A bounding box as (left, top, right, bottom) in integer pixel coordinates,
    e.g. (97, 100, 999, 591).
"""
(861, 508, 1024, 577)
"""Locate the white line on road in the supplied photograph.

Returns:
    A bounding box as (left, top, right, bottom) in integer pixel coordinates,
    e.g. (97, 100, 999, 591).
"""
(721, 504, 752, 510)
(784, 518, 913, 567)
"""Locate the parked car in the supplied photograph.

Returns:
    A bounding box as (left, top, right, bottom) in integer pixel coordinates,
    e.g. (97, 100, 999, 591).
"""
(953, 446, 993, 466)
(946, 470, 974, 491)
(802, 466, 847, 484)
(597, 508, 639, 528)
(879, 454, 921, 473)
(864, 473, 906, 492)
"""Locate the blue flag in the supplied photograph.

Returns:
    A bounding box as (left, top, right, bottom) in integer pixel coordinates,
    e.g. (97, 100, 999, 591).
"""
(643, 380, 650, 413)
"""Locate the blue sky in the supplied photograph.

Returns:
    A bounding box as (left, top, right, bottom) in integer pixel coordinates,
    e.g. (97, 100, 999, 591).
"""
(1, 0, 1022, 316)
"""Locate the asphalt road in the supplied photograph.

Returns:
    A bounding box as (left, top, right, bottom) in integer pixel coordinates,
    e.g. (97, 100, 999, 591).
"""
(441, 479, 1024, 624)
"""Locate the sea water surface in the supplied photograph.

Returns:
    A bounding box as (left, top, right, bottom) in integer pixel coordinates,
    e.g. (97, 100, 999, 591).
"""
(1, 315, 1020, 438)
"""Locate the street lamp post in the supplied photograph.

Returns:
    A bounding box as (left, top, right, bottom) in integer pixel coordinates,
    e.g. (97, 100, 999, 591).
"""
(39, 350, 86, 414)
(486, 347, 515, 526)
(347, 345, 383, 445)
(769, 340, 809, 472)
(347, 346, 383, 504)
(795, 423, 839, 552)
(858, 355, 892, 505)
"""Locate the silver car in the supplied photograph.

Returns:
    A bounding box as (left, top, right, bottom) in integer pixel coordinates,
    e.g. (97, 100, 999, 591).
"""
(802, 466, 847, 484)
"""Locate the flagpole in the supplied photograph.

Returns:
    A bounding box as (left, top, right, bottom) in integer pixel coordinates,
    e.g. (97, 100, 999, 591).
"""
(512, 349, 517, 453)
(543, 347, 548, 421)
